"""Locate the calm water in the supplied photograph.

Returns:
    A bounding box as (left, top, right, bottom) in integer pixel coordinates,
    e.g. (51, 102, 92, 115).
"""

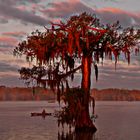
(0, 101, 140, 140)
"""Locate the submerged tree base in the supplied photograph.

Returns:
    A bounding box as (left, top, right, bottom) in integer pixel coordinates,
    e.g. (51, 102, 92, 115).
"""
(75, 125, 97, 133)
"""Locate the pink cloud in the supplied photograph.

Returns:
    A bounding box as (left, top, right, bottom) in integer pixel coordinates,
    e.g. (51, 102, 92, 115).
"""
(68, 0, 80, 3)
(97, 7, 140, 18)
(41, 1, 140, 28)
(2, 31, 26, 38)
(16, 5, 28, 11)
(40, 0, 93, 18)
(95, 7, 140, 27)
(31, 3, 42, 10)
(0, 36, 18, 46)
(50, 18, 61, 23)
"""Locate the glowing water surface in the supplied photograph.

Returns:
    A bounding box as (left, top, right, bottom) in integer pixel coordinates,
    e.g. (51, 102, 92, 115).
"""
(0, 101, 140, 140)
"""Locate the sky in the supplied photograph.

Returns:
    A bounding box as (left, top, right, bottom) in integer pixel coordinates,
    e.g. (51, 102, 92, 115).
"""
(0, 0, 140, 89)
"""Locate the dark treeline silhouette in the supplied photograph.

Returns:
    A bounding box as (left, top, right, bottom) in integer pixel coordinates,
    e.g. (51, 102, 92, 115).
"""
(0, 86, 140, 101)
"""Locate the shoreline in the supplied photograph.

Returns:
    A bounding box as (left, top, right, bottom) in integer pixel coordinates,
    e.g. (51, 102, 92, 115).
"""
(0, 87, 140, 101)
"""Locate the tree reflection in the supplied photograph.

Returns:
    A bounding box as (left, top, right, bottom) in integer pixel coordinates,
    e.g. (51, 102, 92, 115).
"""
(58, 131, 96, 140)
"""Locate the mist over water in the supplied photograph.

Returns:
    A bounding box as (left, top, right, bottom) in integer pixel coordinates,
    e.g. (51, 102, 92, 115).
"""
(0, 101, 140, 140)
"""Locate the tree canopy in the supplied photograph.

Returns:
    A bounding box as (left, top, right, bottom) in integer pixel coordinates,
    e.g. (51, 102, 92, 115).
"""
(14, 12, 139, 93)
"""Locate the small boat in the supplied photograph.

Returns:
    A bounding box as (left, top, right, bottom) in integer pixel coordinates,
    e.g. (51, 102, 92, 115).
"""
(31, 112, 52, 117)
(31, 110, 52, 117)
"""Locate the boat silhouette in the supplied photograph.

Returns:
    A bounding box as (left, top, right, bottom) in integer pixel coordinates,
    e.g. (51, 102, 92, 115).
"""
(31, 110, 52, 118)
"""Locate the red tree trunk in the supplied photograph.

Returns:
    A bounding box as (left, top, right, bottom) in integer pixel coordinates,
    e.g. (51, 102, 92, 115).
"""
(75, 55, 97, 132)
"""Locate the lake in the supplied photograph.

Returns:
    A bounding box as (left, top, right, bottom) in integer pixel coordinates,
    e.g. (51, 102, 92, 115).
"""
(0, 101, 140, 140)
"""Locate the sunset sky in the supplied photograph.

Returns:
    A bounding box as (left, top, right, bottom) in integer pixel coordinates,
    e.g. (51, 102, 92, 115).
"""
(0, 0, 140, 89)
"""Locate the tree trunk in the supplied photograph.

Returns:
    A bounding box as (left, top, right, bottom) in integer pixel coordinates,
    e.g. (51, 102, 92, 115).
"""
(75, 55, 97, 133)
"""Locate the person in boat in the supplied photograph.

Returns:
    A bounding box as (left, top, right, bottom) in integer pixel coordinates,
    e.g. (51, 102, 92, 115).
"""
(42, 109, 46, 115)
(42, 109, 46, 119)
(31, 109, 52, 118)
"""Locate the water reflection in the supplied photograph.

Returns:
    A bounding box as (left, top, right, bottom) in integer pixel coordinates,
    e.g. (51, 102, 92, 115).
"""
(58, 131, 96, 140)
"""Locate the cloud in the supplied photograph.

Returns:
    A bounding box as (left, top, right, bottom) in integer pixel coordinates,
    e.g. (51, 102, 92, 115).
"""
(96, 7, 140, 27)
(0, 1, 49, 26)
(0, 62, 19, 72)
(0, 36, 18, 53)
(0, 0, 41, 6)
(103, 0, 118, 2)
(40, 0, 140, 28)
(2, 31, 26, 39)
(41, 0, 93, 18)
(0, 0, 139, 27)
(91, 59, 140, 89)
(0, 45, 14, 54)
(0, 16, 8, 24)
(92, 74, 140, 89)
(0, 36, 18, 46)
(0, 0, 139, 88)
(0, 75, 25, 87)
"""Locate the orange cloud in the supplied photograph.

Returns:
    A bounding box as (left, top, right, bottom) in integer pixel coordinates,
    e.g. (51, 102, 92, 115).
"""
(68, 0, 79, 3)
(0, 36, 18, 46)
(97, 7, 140, 19)
(97, 7, 124, 14)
